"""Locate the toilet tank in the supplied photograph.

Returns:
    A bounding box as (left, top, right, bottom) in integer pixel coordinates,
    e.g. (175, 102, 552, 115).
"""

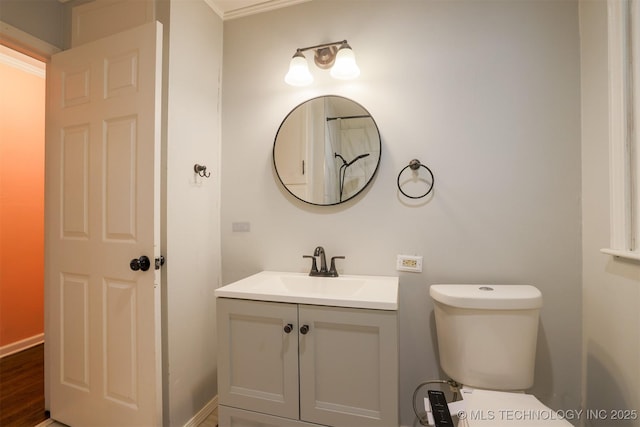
(430, 284, 543, 391)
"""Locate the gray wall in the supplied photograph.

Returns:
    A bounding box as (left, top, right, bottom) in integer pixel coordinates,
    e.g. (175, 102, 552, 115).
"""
(0, 0, 66, 49)
(161, 1, 222, 426)
(221, 1, 582, 425)
(579, 2, 640, 426)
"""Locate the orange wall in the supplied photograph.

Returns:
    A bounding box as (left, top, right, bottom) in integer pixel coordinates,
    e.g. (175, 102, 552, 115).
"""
(0, 58, 45, 347)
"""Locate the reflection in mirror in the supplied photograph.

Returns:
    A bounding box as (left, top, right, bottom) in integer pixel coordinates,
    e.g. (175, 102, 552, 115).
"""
(273, 96, 381, 205)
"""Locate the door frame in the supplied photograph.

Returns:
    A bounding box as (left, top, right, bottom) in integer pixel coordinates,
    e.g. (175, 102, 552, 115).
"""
(0, 20, 60, 62)
(0, 21, 58, 413)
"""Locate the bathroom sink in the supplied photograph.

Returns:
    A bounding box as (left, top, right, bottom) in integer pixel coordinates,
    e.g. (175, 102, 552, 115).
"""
(215, 271, 398, 310)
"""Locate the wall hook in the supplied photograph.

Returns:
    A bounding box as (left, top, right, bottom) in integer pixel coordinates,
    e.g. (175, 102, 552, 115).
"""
(194, 164, 211, 178)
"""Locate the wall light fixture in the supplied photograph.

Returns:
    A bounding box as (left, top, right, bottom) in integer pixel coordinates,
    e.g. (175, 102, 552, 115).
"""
(285, 40, 360, 86)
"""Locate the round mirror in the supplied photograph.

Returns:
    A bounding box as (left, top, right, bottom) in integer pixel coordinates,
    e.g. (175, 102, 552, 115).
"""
(273, 96, 381, 205)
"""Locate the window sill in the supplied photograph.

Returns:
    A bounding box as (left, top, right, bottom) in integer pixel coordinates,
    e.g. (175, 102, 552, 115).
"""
(601, 248, 640, 261)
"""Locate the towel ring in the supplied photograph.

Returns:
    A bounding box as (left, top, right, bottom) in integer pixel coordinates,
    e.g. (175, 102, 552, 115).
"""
(397, 159, 434, 199)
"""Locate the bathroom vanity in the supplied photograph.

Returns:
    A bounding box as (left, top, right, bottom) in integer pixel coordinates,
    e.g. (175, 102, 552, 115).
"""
(215, 271, 399, 427)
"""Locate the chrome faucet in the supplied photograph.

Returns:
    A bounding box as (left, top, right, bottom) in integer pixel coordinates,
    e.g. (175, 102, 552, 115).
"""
(303, 246, 345, 277)
(314, 246, 327, 273)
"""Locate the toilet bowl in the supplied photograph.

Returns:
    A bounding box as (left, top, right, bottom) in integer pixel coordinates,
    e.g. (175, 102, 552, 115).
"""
(429, 284, 572, 427)
(456, 388, 572, 426)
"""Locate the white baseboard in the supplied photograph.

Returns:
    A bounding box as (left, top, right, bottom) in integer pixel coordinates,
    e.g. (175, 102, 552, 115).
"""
(0, 333, 45, 358)
(33, 419, 55, 427)
(183, 395, 218, 427)
(39, 397, 218, 427)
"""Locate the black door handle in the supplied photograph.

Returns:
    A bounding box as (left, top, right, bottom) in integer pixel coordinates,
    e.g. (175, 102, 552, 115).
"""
(284, 323, 293, 334)
(300, 325, 309, 335)
(130, 256, 151, 272)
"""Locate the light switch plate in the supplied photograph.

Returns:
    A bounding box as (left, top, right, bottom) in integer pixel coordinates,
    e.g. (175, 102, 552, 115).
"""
(232, 222, 250, 232)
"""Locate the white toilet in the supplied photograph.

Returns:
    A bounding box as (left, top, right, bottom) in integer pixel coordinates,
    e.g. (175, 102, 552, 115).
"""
(430, 284, 572, 426)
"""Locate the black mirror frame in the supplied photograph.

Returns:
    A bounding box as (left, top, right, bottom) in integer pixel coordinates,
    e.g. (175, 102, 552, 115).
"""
(273, 95, 381, 206)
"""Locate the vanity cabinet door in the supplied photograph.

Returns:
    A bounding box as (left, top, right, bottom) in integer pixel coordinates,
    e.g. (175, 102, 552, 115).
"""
(298, 305, 399, 427)
(217, 298, 299, 419)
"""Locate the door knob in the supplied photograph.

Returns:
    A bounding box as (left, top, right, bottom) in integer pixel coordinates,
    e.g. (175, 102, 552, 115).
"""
(300, 325, 309, 335)
(283, 323, 293, 334)
(130, 255, 151, 272)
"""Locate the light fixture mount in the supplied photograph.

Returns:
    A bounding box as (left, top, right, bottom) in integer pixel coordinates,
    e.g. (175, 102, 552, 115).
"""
(314, 45, 338, 69)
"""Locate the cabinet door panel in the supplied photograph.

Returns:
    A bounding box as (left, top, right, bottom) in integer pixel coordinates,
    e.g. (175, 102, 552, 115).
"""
(298, 305, 398, 427)
(217, 299, 299, 419)
(219, 405, 320, 427)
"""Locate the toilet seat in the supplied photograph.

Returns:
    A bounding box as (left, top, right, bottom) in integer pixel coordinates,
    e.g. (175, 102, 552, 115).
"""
(458, 388, 573, 426)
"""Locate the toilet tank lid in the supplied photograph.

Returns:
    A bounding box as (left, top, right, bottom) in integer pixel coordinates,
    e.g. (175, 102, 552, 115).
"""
(430, 284, 543, 310)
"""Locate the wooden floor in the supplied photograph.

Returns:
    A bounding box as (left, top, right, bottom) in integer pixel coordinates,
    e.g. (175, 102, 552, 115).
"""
(0, 344, 218, 427)
(0, 344, 47, 427)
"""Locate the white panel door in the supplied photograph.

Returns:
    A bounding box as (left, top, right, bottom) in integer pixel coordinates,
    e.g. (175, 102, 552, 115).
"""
(45, 22, 162, 427)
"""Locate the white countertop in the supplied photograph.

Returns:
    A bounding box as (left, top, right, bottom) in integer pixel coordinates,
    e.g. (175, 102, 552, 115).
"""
(215, 271, 399, 310)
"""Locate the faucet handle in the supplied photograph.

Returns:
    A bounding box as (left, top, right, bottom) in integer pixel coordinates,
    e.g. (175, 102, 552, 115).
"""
(303, 255, 318, 275)
(328, 256, 345, 277)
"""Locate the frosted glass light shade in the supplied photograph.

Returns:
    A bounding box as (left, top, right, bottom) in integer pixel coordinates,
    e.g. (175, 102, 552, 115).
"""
(330, 46, 360, 80)
(285, 54, 313, 86)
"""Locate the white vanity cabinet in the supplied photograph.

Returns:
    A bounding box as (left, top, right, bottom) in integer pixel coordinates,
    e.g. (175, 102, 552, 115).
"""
(217, 297, 399, 427)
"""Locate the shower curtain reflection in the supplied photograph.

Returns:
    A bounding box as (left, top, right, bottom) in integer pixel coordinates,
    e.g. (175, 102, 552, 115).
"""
(325, 113, 379, 202)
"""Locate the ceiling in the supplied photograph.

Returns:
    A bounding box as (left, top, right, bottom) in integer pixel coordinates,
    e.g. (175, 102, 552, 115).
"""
(206, 0, 310, 20)
(57, 0, 309, 21)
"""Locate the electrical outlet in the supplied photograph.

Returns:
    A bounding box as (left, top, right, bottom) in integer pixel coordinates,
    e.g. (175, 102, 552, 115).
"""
(396, 255, 423, 272)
